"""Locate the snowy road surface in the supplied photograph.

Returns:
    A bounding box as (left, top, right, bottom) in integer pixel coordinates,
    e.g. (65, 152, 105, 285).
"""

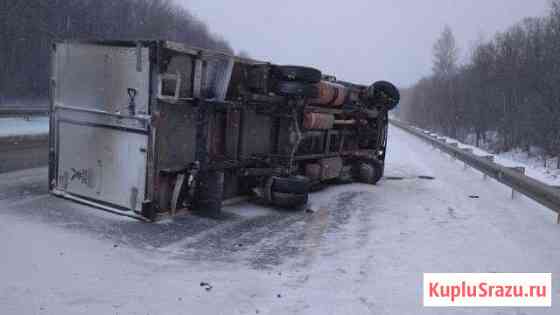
(1, 126, 559, 314)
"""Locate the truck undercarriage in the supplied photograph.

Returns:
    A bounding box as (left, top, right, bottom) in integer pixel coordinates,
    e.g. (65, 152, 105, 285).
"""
(49, 40, 399, 220)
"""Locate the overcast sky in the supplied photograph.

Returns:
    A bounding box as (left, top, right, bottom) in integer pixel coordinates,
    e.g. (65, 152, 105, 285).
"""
(179, 0, 549, 87)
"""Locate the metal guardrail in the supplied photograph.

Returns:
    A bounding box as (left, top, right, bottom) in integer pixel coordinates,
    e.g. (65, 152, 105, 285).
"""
(0, 107, 49, 118)
(391, 119, 560, 224)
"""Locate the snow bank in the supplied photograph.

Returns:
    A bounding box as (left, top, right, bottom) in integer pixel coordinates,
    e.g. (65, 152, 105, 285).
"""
(0, 117, 49, 138)
(434, 134, 560, 186)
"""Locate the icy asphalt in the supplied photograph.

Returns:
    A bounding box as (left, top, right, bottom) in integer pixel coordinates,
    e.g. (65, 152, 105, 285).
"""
(1, 126, 559, 315)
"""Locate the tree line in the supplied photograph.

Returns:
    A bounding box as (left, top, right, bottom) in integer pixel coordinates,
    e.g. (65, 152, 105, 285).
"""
(0, 0, 232, 106)
(398, 2, 560, 161)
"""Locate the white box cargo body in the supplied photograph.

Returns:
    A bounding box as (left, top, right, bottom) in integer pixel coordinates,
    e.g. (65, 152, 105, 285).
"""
(49, 40, 238, 220)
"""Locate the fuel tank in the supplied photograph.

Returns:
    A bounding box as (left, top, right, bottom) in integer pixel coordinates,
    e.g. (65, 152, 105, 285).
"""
(303, 112, 334, 130)
(310, 81, 348, 107)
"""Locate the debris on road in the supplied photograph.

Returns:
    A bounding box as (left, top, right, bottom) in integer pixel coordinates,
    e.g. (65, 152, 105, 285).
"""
(418, 175, 436, 180)
(200, 282, 213, 291)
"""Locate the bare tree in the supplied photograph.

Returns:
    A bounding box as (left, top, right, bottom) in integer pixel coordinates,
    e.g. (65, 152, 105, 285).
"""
(431, 26, 460, 137)
(398, 3, 560, 167)
(0, 0, 232, 108)
(432, 25, 459, 78)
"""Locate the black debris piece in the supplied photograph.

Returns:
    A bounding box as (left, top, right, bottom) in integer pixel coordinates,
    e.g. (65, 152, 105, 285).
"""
(200, 282, 213, 291)
(418, 176, 436, 180)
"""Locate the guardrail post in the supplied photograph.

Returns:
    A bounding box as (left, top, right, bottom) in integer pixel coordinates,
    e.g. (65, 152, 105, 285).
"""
(482, 156, 495, 180)
(507, 167, 526, 199)
(427, 134, 436, 150)
(461, 148, 474, 169)
(436, 138, 446, 154)
(449, 143, 459, 160)
(551, 186, 560, 224)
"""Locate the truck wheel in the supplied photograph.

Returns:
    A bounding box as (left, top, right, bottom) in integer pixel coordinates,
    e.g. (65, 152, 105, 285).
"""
(356, 161, 383, 185)
(271, 192, 309, 210)
(368, 81, 400, 110)
(273, 66, 322, 83)
(193, 171, 224, 219)
(271, 176, 310, 194)
(375, 160, 385, 180)
(274, 81, 319, 98)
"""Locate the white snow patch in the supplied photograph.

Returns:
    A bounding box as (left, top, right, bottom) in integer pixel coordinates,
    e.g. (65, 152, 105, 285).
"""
(434, 134, 560, 186)
(0, 117, 49, 137)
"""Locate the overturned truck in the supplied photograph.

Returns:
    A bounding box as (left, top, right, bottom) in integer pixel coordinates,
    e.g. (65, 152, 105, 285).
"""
(49, 40, 399, 220)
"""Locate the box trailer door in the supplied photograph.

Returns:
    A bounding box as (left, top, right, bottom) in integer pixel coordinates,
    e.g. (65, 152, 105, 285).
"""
(50, 41, 152, 214)
(56, 120, 148, 212)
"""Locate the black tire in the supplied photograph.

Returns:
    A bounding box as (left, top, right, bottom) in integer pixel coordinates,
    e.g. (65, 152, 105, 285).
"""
(271, 192, 309, 209)
(356, 160, 384, 185)
(368, 81, 400, 110)
(273, 66, 322, 83)
(376, 160, 385, 180)
(357, 163, 375, 184)
(193, 171, 224, 219)
(274, 81, 319, 98)
(271, 176, 310, 194)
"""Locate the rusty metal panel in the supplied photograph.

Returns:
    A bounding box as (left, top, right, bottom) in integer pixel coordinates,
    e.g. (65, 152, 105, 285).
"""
(209, 112, 226, 159)
(305, 158, 343, 180)
(164, 55, 194, 99)
(319, 157, 343, 180)
(225, 110, 241, 159)
(239, 110, 273, 158)
(305, 163, 322, 180)
(204, 56, 234, 101)
(155, 101, 197, 170)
